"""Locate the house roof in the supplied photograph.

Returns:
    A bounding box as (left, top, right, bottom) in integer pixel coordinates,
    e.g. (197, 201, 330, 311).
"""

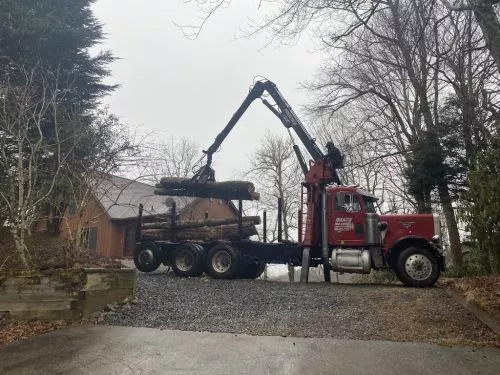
(97, 175, 197, 220)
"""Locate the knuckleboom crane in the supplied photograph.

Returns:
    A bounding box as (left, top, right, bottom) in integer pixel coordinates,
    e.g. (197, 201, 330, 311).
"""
(191, 79, 343, 281)
(191, 79, 343, 185)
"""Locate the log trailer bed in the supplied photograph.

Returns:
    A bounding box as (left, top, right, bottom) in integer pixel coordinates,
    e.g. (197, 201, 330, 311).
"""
(134, 197, 307, 280)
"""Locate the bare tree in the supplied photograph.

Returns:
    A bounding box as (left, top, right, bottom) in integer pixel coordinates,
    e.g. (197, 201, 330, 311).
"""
(182, 0, 500, 74)
(59, 109, 143, 264)
(0, 66, 74, 270)
(246, 132, 302, 281)
(440, 0, 500, 73)
(142, 137, 200, 183)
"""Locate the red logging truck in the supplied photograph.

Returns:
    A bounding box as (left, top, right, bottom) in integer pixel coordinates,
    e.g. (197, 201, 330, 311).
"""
(134, 80, 444, 287)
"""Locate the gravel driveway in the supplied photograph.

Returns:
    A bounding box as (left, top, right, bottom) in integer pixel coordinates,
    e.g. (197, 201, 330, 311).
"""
(103, 272, 496, 345)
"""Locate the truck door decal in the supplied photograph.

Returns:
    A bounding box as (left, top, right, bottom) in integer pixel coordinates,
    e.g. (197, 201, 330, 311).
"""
(334, 217, 354, 232)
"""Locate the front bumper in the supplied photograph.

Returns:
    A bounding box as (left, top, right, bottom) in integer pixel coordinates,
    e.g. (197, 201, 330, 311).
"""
(439, 255, 446, 271)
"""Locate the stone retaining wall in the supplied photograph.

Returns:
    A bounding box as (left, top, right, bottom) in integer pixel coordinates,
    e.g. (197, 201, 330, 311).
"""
(0, 268, 136, 321)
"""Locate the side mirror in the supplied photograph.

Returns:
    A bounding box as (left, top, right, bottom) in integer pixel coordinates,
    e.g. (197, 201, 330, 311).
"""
(336, 192, 345, 209)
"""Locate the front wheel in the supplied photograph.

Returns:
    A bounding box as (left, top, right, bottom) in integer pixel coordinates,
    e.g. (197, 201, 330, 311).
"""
(134, 242, 161, 272)
(394, 246, 440, 287)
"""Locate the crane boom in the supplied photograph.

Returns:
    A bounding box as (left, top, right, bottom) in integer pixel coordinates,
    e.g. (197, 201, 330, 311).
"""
(192, 79, 324, 182)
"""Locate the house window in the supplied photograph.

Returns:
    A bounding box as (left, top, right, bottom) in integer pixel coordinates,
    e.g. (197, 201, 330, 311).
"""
(82, 227, 98, 255)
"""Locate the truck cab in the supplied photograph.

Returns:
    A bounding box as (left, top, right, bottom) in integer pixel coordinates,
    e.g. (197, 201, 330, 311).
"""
(323, 186, 445, 287)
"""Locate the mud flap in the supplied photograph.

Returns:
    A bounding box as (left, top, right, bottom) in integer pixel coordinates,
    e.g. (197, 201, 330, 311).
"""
(439, 255, 446, 271)
(300, 247, 310, 283)
(323, 263, 331, 283)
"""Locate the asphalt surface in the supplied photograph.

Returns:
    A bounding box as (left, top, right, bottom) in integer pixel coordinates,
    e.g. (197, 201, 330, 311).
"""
(103, 272, 495, 343)
(0, 325, 499, 375)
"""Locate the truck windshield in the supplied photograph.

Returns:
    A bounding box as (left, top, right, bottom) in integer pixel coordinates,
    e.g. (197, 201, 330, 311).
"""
(363, 196, 377, 213)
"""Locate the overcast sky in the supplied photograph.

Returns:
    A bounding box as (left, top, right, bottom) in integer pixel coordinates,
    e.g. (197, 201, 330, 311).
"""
(92, 0, 322, 180)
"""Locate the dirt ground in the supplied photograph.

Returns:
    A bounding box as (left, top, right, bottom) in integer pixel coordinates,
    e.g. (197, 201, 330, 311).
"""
(442, 276, 500, 318)
(0, 320, 68, 349)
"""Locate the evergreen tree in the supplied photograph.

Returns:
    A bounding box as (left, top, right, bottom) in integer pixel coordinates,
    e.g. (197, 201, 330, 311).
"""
(462, 134, 500, 274)
(0, 0, 115, 102)
(0, 0, 116, 234)
(404, 132, 446, 213)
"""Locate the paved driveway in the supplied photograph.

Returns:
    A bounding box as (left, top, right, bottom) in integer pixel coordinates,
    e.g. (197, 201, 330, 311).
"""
(0, 325, 499, 375)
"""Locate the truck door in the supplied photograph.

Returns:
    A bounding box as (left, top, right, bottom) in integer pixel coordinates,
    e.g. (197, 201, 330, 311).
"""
(331, 192, 365, 247)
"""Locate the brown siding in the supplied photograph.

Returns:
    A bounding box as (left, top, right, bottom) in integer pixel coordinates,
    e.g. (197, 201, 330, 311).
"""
(60, 197, 123, 258)
(179, 199, 236, 221)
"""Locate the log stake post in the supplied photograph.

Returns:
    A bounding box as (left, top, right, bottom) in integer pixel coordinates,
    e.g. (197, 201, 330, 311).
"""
(137, 204, 143, 242)
(277, 197, 283, 243)
(171, 202, 177, 242)
(298, 209, 303, 243)
(263, 210, 267, 243)
(238, 200, 243, 239)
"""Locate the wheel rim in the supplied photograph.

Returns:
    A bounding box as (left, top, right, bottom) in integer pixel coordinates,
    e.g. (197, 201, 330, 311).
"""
(212, 250, 232, 273)
(139, 249, 154, 266)
(176, 249, 195, 272)
(405, 253, 432, 281)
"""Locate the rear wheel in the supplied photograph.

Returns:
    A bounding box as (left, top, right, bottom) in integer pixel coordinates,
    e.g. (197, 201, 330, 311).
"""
(171, 243, 204, 277)
(134, 242, 161, 273)
(239, 261, 266, 279)
(394, 246, 440, 287)
(206, 243, 241, 279)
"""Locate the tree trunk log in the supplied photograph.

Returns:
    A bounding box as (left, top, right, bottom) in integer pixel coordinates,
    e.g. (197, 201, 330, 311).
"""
(438, 182, 463, 268)
(473, 1, 500, 75)
(141, 216, 260, 230)
(155, 179, 259, 201)
(140, 214, 171, 223)
(140, 223, 257, 241)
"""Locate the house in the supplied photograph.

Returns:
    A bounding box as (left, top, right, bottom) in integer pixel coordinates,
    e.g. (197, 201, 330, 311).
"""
(61, 175, 238, 258)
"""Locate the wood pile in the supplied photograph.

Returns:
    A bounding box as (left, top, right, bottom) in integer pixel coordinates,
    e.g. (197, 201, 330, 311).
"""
(155, 177, 260, 201)
(139, 215, 260, 242)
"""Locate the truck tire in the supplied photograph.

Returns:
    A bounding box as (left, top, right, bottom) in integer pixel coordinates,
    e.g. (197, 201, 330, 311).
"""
(134, 242, 161, 273)
(206, 243, 241, 279)
(239, 261, 266, 279)
(394, 246, 440, 287)
(171, 243, 204, 277)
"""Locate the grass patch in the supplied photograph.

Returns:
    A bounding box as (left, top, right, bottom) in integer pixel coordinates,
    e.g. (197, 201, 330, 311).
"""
(445, 275, 500, 317)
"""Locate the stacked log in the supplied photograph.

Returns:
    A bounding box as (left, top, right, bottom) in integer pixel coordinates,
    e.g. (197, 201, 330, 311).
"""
(140, 214, 170, 224)
(155, 178, 260, 201)
(139, 215, 260, 242)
